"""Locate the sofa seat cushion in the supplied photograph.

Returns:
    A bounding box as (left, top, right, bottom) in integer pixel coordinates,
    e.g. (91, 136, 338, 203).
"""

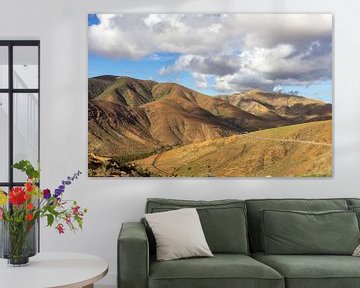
(149, 254, 284, 288)
(253, 252, 360, 288)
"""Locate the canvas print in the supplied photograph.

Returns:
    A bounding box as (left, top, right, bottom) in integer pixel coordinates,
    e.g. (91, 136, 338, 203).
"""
(88, 14, 332, 177)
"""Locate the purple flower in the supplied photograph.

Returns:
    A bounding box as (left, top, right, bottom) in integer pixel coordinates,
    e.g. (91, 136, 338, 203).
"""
(53, 171, 82, 199)
(54, 189, 63, 198)
(43, 189, 51, 200)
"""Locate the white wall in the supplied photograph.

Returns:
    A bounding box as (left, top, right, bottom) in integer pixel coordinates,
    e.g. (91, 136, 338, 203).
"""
(1, 0, 360, 286)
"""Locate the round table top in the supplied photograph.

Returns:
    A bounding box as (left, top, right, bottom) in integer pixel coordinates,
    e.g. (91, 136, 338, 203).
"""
(0, 252, 108, 288)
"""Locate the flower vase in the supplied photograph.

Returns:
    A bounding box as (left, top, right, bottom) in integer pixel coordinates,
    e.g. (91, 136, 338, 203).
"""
(0, 220, 37, 266)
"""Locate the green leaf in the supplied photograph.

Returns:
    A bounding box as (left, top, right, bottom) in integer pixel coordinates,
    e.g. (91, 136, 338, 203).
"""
(46, 205, 60, 217)
(47, 214, 54, 227)
(13, 160, 40, 180)
(75, 216, 83, 230)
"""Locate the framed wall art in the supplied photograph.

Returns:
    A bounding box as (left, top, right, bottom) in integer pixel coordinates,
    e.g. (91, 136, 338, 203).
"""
(88, 14, 332, 177)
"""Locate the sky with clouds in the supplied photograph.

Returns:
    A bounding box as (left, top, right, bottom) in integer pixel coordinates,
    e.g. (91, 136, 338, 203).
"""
(88, 14, 333, 102)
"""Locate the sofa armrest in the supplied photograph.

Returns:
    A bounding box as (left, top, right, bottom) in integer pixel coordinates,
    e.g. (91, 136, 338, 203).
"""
(118, 222, 149, 288)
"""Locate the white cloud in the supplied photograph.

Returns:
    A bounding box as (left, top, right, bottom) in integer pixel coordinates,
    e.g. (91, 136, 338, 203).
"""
(273, 85, 283, 93)
(159, 54, 239, 76)
(89, 13, 332, 92)
(237, 14, 332, 49)
(89, 14, 233, 59)
(242, 43, 332, 82)
(273, 86, 299, 96)
(214, 70, 275, 92)
(191, 72, 209, 89)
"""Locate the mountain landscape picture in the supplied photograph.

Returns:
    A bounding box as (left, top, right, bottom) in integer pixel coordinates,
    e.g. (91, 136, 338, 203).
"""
(88, 14, 333, 177)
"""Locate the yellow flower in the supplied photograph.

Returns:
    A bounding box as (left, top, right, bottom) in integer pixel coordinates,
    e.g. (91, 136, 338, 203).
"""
(0, 190, 7, 206)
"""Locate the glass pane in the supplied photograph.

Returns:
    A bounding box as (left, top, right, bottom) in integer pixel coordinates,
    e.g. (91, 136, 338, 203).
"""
(0, 94, 9, 182)
(0, 186, 8, 193)
(13, 46, 38, 89)
(13, 93, 39, 182)
(0, 46, 8, 89)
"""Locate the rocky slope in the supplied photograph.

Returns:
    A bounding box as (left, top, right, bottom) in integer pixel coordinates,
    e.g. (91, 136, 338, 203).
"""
(135, 120, 332, 177)
(88, 76, 332, 167)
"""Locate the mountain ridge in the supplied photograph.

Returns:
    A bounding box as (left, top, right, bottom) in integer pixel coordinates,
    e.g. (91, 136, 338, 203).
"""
(88, 76, 332, 159)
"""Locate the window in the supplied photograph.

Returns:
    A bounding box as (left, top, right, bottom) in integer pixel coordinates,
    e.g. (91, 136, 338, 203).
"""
(0, 41, 40, 190)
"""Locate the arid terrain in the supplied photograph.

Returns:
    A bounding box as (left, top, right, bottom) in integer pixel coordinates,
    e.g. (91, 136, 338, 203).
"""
(135, 120, 332, 177)
(88, 76, 332, 177)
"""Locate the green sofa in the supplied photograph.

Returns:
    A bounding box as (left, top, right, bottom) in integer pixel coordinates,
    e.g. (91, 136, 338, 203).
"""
(118, 198, 360, 288)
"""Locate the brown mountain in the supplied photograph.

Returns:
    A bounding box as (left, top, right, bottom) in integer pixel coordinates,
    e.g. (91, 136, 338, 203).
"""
(94, 76, 159, 106)
(88, 75, 118, 100)
(220, 89, 332, 124)
(88, 76, 332, 158)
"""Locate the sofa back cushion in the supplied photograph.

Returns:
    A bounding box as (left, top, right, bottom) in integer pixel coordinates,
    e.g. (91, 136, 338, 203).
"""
(145, 198, 249, 254)
(261, 209, 360, 255)
(348, 198, 360, 207)
(347, 199, 360, 228)
(246, 198, 349, 252)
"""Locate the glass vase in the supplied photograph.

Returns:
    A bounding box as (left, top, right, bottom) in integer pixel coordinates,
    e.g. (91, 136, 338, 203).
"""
(0, 220, 37, 266)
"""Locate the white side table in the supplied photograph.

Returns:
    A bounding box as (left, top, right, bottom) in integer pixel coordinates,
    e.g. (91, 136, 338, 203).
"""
(0, 252, 108, 288)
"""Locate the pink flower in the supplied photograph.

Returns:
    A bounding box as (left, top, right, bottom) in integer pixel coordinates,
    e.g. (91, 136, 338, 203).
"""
(72, 205, 80, 215)
(65, 214, 71, 225)
(0, 208, 3, 220)
(56, 223, 65, 234)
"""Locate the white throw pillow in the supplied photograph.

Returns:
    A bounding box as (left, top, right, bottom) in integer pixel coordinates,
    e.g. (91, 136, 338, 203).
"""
(145, 208, 213, 261)
(353, 244, 360, 256)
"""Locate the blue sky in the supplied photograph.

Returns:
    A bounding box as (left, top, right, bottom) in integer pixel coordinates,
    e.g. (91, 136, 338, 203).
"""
(88, 14, 333, 102)
(88, 51, 218, 96)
